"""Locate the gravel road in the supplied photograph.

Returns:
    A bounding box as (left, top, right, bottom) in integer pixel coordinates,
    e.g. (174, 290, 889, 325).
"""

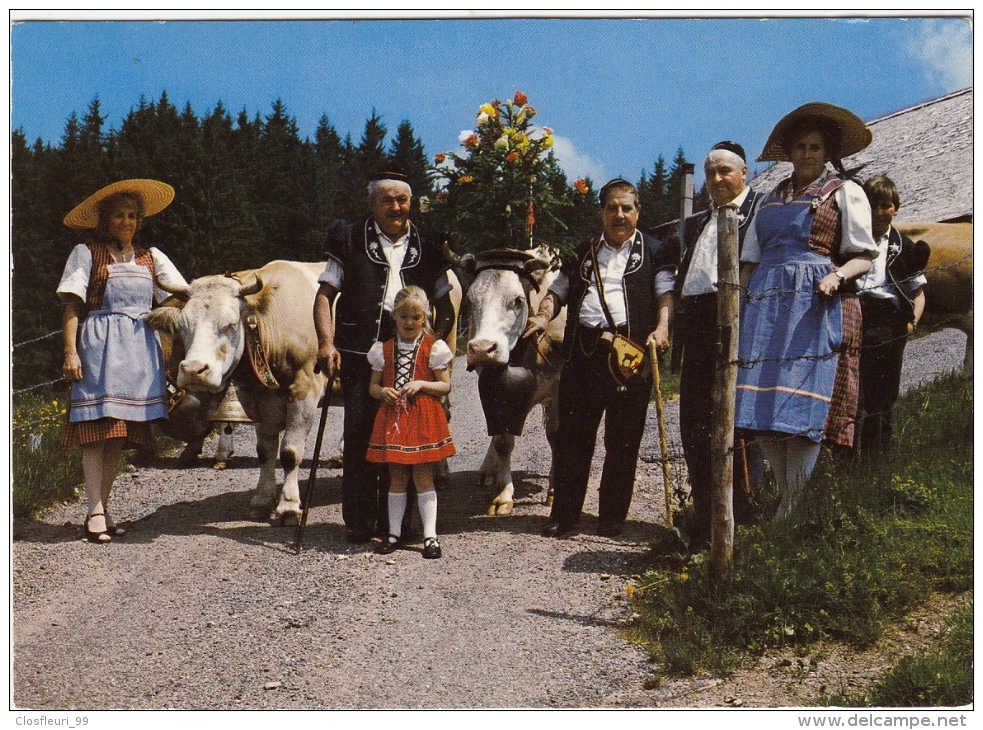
(11, 329, 967, 710)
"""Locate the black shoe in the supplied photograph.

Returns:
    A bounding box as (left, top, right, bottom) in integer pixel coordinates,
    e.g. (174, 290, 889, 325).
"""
(346, 527, 372, 544)
(422, 537, 442, 559)
(541, 520, 576, 538)
(374, 534, 400, 555)
(596, 521, 624, 538)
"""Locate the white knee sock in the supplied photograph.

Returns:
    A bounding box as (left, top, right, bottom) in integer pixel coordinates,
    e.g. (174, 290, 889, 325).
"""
(417, 490, 438, 540)
(775, 438, 821, 520)
(388, 492, 408, 538)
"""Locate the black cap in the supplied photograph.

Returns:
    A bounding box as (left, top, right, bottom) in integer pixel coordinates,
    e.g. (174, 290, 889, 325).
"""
(599, 178, 635, 204)
(711, 141, 746, 163)
(370, 170, 409, 183)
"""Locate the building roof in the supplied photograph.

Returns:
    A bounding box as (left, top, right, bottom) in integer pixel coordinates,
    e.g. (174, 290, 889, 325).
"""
(749, 88, 973, 224)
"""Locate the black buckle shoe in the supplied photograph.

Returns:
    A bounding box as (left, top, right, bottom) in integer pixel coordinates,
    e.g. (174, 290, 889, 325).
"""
(422, 537, 442, 559)
(374, 534, 400, 555)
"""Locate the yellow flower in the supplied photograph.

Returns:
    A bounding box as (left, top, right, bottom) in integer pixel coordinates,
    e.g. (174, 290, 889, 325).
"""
(479, 103, 498, 118)
(459, 175, 474, 184)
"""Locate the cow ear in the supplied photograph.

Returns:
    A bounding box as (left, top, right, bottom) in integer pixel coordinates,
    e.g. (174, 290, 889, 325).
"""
(146, 306, 181, 334)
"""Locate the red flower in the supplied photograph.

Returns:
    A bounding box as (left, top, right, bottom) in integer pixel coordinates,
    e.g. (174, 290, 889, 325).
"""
(464, 134, 479, 148)
(506, 152, 519, 164)
(434, 152, 446, 164)
(573, 178, 589, 195)
(513, 90, 528, 107)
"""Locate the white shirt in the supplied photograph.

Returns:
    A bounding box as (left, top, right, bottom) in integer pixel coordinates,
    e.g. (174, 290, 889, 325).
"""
(578, 234, 633, 327)
(855, 227, 928, 299)
(366, 337, 453, 371)
(549, 230, 674, 327)
(57, 243, 188, 305)
(682, 186, 751, 297)
(741, 176, 878, 263)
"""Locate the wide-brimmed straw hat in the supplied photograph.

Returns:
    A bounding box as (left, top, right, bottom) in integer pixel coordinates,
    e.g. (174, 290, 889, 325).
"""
(757, 102, 872, 163)
(63, 179, 175, 229)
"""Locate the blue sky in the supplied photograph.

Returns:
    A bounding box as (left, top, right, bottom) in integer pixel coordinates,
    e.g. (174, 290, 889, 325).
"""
(9, 13, 973, 187)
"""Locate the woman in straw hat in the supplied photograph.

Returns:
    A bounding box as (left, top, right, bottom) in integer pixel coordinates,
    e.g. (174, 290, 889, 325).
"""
(57, 179, 188, 543)
(735, 103, 878, 520)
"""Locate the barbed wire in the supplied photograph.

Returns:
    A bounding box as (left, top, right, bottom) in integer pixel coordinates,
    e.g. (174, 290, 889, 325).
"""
(13, 377, 65, 396)
(12, 329, 60, 349)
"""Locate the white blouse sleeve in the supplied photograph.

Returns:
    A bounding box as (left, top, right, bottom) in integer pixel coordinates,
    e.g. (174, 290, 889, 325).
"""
(56, 244, 92, 302)
(429, 339, 453, 370)
(367, 341, 386, 371)
(151, 248, 190, 304)
(740, 215, 762, 264)
(837, 181, 878, 257)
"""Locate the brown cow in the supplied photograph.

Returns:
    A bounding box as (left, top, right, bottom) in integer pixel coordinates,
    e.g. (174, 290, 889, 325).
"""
(895, 222, 973, 376)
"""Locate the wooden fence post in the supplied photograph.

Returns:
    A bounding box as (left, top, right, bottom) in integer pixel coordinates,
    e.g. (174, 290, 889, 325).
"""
(710, 205, 739, 576)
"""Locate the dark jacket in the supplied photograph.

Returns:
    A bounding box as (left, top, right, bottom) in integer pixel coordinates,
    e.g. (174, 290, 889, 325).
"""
(326, 216, 449, 354)
(559, 230, 677, 359)
(861, 227, 931, 323)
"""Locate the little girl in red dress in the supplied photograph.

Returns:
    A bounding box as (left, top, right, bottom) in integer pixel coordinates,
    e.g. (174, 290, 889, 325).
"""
(367, 286, 455, 558)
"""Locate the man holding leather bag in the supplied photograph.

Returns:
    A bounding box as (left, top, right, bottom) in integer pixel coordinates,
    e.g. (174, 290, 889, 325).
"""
(523, 179, 677, 538)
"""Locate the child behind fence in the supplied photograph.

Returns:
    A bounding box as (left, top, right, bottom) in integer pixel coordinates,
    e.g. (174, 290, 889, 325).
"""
(366, 286, 455, 558)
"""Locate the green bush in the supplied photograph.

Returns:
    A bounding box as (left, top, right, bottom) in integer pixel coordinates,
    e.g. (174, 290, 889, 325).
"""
(628, 372, 973, 682)
(12, 390, 83, 517)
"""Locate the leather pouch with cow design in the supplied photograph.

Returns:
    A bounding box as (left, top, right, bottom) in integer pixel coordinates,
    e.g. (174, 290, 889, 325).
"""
(600, 331, 646, 390)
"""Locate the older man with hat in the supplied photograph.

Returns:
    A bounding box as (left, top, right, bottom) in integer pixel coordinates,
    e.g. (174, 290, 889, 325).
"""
(314, 171, 454, 543)
(673, 142, 766, 548)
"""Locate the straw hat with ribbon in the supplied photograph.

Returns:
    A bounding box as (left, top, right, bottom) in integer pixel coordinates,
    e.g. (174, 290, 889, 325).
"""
(757, 102, 872, 163)
(63, 179, 175, 230)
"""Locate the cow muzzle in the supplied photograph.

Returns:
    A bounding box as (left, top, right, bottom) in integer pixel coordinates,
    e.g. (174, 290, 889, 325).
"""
(467, 338, 510, 367)
(177, 359, 225, 392)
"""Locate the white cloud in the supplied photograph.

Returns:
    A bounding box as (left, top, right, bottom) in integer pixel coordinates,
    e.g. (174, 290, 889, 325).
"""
(550, 135, 608, 184)
(907, 18, 972, 91)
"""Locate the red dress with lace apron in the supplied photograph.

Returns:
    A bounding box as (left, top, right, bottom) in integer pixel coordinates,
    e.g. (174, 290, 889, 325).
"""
(366, 335, 456, 465)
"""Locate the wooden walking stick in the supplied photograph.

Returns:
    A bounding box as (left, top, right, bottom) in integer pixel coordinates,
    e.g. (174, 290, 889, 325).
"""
(294, 370, 337, 553)
(649, 341, 674, 526)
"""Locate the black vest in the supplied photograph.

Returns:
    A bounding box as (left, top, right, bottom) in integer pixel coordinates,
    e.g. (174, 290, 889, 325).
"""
(561, 230, 676, 359)
(674, 187, 765, 301)
(861, 227, 931, 321)
(326, 216, 449, 354)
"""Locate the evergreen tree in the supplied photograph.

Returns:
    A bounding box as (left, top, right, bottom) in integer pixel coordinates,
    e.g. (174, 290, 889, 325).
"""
(355, 109, 388, 189)
(387, 119, 432, 211)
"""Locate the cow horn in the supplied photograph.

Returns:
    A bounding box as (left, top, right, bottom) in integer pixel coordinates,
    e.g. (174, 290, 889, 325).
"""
(443, 241, 476, 274)
(237, 274, 263, 297)
(156, 279, 191, 298)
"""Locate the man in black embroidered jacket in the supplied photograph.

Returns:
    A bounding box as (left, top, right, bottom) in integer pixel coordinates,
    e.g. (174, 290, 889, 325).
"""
(673, 142, 765, 549)
(524, 179, 677, 538)
(314, 172, 454, 543)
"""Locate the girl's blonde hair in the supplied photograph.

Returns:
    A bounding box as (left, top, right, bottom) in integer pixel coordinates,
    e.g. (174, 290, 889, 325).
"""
(392, 285, 433, 336)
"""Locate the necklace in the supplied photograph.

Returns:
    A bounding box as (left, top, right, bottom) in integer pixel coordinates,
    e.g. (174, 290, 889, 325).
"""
(109, 246, 134, 263)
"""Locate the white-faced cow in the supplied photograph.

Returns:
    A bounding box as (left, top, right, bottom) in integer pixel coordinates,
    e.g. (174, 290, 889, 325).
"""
(895, 222, 973, 376)
(446, 246, 566, 516)
(148, 260, 326, 524)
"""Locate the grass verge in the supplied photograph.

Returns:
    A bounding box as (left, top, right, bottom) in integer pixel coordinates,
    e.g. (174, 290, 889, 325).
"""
(625, 372, 973, 696)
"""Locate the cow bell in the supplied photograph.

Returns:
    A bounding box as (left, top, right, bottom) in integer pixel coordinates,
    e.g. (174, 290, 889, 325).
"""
(212, 382, 254, 423)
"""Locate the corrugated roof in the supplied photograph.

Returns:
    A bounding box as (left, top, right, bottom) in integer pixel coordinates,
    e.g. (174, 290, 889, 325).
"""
(748, 88, 973, 224)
